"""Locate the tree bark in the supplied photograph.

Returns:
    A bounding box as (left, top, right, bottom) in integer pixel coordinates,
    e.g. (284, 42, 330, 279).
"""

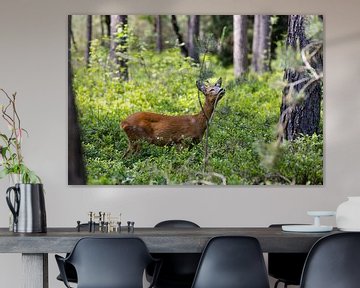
(233, 15, 248, 78)
(188, 15, 200, 63)
(110, 15, 128, 81)
(68, 15, 86, 185)
(171, 15, 188, 57)
(85, 15, 92, 67)
(155, 15, 163, 52)
(278, 15, 322, 141)
(252, 15, 272, 73)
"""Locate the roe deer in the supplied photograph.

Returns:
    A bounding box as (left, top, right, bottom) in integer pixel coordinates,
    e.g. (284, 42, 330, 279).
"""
(121, 78, 225, 156)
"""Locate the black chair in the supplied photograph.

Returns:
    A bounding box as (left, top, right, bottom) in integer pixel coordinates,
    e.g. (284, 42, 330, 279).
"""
(300, 232, 360, 288)
(56, 262, 77, 284)
(147, 220, 201, 288)
(56, 223, 99, 284)
(55, 237, 160, 288)
(191, 236, 270, 288)
(268, 224, 308, 288)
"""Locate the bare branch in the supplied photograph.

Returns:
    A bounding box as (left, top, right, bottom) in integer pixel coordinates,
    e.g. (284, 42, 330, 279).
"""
(301, 41, 322, 80)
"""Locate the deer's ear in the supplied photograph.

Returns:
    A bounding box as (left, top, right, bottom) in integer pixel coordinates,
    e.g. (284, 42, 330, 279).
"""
(215, 78, 222, 87)
(196, 80, 206, 93)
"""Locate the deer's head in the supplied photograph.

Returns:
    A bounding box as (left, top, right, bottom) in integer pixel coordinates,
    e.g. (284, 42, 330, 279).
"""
(196, 78, 225, 104)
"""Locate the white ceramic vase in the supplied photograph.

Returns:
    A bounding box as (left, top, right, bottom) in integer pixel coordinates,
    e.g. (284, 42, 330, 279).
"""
(336, 197, 360, 231)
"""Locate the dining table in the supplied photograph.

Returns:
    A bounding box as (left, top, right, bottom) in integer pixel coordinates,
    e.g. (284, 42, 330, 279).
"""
(0, 226, 340, 288)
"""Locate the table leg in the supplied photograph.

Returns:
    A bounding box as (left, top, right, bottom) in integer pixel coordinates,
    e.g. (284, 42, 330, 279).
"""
(22, 253, 48, 288)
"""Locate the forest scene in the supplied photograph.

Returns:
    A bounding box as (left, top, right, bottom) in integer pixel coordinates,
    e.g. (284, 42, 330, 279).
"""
(68, 15, 323, 185)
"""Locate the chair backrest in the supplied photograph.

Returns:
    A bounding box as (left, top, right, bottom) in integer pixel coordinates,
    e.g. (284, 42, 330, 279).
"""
(191, 236, 270, 288)
(150, 220, 201, 287)
(155, 220, 200, 228)
(268, 224, 308, 285)
(66, 237, 154, 288)
(300, 232, 360, 288)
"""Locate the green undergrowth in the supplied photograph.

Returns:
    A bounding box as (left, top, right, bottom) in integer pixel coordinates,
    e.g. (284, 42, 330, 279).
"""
(74, 41, 323, 185)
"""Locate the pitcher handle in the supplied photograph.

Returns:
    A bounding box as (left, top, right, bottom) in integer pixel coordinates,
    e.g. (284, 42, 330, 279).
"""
(6, 186, 20, 224)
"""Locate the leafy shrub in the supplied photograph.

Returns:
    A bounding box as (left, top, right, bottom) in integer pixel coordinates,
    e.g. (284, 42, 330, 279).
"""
(277, 134, 323, 185)
(73, 36, 323, 185)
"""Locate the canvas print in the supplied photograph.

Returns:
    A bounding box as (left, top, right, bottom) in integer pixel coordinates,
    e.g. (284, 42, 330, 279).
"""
(68, 15, 323, 185)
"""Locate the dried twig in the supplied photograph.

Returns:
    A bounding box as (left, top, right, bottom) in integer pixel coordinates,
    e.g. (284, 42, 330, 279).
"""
(197, 36, 224, 173)
(301, 41, 322, 80)
(0, 89, 40, 183)
(0, 90, 24, 167)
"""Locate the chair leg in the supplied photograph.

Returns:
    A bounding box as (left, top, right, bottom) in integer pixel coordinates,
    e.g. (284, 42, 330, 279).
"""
(274, 280, 289, 288)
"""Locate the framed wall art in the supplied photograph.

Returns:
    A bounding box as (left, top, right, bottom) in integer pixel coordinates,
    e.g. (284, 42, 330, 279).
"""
(68, 15, 323, 185)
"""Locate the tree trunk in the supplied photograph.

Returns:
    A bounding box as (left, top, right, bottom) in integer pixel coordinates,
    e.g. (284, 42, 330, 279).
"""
(188, 15, 200, 63)
(100, 16, 105, 38)
(68, 16, 77, 51)
(278, 15, 322, 141)
(233, 15, 248, 78)
(259, 15, 271, 72)
(155, 15, 163, 52)
(252, 15, 272, 73)
(105, 15, 111, 37)
(68, 15, 86, 185)
(171, 15, 188, 57)
(85, 15, 92, 67)
(110, 15, 128, 81)
(251, 15, 260, 72)
(100, 16, 108, 38)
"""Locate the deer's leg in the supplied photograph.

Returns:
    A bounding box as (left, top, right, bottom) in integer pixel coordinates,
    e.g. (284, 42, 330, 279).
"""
(123, 139, 142, 158)
(123, 146, 132, 158)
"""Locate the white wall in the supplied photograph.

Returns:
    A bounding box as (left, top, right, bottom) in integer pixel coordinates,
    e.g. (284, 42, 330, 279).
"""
(0, 0, 360, 287)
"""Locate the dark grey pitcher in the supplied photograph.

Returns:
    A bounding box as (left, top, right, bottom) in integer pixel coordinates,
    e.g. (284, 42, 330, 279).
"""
(6, 183, 47, 233)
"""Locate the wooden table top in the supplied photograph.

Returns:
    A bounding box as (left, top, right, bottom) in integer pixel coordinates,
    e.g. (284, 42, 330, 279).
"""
(0, 227, 340, 253)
